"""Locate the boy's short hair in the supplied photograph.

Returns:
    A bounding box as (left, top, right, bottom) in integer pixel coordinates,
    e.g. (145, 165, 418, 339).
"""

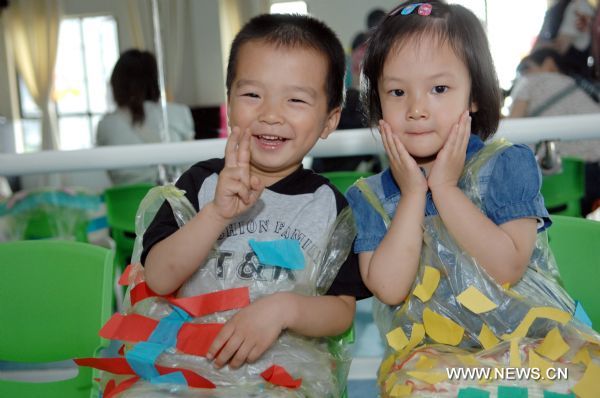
(362, 0, 501, 140)
(226, 13, 346, 112)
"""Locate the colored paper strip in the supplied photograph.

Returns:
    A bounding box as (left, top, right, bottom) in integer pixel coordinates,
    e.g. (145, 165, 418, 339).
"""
(423, 308, 464, 346)
(260, 365, 302, 389)
(457, 286, 498, 314)
(99, 313, 157, 342)
(169, 287, 250, 318)
(535, 327, 570, 361)
(249, 239, 305, 270)
(176, 323, 224, 356)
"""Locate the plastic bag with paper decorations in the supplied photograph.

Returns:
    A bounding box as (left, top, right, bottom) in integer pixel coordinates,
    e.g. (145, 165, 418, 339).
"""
(356, 140, 600, 398)
(91, 184, 356, 397)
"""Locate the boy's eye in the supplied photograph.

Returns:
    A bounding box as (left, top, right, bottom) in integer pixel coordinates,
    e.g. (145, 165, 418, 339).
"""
(432, 85, 449, 94)
(390, 89, 405, 97)
(242, 92, 260, 98)
(289, 98, 308, 104)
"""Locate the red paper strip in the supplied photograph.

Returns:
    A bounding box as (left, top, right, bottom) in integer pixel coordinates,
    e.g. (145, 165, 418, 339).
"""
(176, 323, 224, 356)
(260, 365, 302, 389)
(103, 379, 116, 395)
(155, 365, 216, 388)
(104, 376, 139, 398)
(74, 357, 133, 375)
(130, 282, 174, 306)
(118, 264, 134, 286)
(169, 287, 250, 317)
(99, 313, 157, 342)
(118, 344, 125, 356)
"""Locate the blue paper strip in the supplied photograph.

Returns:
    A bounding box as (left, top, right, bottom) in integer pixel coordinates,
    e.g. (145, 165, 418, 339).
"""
(574, 300, 593, 328)
(148, 306, 190, 347)
(150, 371, 188, 386)
(249, 239, 305, 270)
(125, 342, 166, 380)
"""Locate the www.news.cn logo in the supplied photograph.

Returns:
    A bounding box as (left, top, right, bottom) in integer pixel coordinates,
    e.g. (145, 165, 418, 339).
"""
(446, 367, 568, 381)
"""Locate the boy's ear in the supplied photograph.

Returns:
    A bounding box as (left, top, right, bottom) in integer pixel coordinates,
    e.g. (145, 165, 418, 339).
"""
(320, 107, 342, 139)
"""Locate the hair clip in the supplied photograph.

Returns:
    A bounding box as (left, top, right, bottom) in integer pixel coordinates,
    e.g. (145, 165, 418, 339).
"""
(390, 3, 432, 17)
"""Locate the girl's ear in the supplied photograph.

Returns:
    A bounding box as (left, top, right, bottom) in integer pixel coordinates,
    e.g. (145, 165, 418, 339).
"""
(470, 101, 478, 113)
(320, 107, 342, 139)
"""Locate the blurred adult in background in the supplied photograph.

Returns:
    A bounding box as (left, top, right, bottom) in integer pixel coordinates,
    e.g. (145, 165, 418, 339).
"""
(96, 49, 194, 186)
(509, 48, 600, 214)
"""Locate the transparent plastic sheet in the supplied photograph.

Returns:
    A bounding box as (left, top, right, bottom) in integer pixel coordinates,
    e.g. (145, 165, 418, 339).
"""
(104, 184, 355, 397)
(358, 140, 600, 396)
(0, 188, 102, 241)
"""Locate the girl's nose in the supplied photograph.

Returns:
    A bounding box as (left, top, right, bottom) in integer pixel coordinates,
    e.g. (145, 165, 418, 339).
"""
(407, 96, 429, 120)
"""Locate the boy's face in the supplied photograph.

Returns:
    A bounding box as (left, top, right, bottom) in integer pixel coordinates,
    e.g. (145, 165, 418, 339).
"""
(378, 36, 476, 162)
(228, 40, 340, 184)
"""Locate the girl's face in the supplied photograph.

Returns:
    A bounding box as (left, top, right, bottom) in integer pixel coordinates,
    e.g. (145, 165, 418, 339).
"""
(378, 35, 476, 163)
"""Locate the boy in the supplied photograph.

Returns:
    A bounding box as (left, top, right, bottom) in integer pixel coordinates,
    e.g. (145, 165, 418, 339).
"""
(141, 13, 370, 394)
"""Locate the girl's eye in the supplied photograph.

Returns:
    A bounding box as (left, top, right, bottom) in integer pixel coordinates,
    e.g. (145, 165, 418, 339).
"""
(432, 85, 449, 94)
(390, 89, 405, 97)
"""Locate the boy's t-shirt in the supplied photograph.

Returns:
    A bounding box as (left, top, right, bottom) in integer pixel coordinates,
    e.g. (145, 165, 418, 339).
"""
(142, 158, 370, 299)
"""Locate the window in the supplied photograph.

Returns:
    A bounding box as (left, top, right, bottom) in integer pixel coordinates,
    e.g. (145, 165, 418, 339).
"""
(270, 1, 308, 15)
(18, 15, 119, 152)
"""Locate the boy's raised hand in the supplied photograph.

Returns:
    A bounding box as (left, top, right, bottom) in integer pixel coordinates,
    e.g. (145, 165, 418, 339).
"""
(206, 294, 286, 369)
(428, 110, 470, 191)
(379, 119, 427, 196)
(214, 127, 264, 220)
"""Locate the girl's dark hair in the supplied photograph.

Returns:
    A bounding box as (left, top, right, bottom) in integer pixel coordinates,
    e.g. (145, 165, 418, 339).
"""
(226, 13, 345, 112)
(110, 49, 160, 125)
(362, 0, 501, 140)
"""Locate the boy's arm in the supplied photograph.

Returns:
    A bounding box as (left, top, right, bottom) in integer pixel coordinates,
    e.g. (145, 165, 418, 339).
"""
(145, 128, 264, 295)
(359, 120, 427, 306)
(207, 293, 355, 369)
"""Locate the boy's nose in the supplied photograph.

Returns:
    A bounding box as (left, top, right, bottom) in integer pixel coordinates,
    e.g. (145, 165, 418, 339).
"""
(258, 102, 284, 125)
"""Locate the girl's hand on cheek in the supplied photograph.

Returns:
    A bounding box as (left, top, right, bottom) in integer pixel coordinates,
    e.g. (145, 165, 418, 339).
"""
(379, 120, 427, 197)
(428, 111, 470, 192)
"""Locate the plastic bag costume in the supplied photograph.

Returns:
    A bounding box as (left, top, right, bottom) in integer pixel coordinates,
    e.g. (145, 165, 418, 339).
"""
(76, 185, 355, 397)
(355, 140, 600, 397)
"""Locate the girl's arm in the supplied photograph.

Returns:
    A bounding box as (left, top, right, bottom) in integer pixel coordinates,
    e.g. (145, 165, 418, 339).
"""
(359, 121, 427, 305)
(429, 112, 537, 285)
(145, 128, 264, 294)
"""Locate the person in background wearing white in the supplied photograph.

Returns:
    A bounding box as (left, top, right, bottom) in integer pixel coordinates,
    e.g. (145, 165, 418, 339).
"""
(96, 49, 194, 186)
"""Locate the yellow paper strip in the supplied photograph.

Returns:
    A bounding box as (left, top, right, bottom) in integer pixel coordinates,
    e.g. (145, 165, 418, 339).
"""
(395, 323, 426, 360)
(502, 282, 510, 289)
(573, 347, 591, 366)
(412, 266, 440, 303)
(414, 355, 437, 371)
(386, 326, 409, 352)
(509, 338, 521, 367)
(384, 372, 399, 393)
(573, 360, 600, 398)
(389, 384, 412, 397)
(457, 286, 498, 314)
(407, 370, 447, 385)
(423, 307, 464, 346)
(535, 327, 570, 361)
(457, 354, 479, 367)
(378, 353, 397, 384)
(478, 323, 500, 350)
(502, 307, 572, 340)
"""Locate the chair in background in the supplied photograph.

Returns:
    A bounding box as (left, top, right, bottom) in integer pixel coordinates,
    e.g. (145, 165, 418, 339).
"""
(541, 157, 585, 217)
(548, 215, 600, 331)
(0, 240, 113, 398)
(24, 211, 88, 242)
(104, 183, 154, 269)
(321, 171, 374, 194)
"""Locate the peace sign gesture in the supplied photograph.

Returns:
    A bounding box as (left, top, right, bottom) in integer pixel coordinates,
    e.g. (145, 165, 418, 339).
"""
(213, 127, 264, 220)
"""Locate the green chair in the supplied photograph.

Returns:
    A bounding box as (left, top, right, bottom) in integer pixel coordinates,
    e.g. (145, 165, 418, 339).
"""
(0, 240, 114, 398)
(104, 183, 154, 268)
(541, 157, 585, 217)
(548, 215, 600, 331)
(321, 171, 374, 194)
(24, 210, 88, 242)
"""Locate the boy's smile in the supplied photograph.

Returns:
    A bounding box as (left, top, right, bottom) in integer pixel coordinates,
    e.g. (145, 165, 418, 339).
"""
(378, 36, 476, 168)
(228, 40, 340, 186)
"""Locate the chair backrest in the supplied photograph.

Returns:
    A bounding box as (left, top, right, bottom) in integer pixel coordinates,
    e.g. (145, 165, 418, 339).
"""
(548, 215, 600, 330)
(541, 157, 585, 217)
(104, 183, 154, 266)
(0, 240, 113, 397)
(321, 171, 374, 194)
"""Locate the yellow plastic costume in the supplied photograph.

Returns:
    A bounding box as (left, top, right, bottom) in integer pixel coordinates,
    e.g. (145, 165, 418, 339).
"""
(355, 140, 600, 397)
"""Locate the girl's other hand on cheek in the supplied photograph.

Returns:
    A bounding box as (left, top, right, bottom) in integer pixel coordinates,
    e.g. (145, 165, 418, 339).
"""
(428, 110, 470, 192)
(379, 120, 427, 197)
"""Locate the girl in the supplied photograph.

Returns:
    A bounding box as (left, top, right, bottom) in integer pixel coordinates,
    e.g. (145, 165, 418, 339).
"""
(347, 1, 600, 396)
